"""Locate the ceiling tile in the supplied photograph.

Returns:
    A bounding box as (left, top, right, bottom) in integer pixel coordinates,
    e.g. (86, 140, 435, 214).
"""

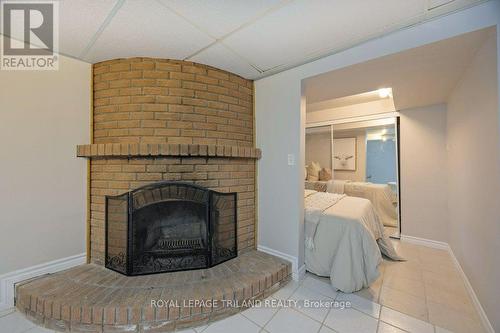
(224, 0, 426, 71)
(189, 43, 261, 79)
(84, 0, 214, 63)
(58, 0, 118, 57)
(158, 0, 286, 38)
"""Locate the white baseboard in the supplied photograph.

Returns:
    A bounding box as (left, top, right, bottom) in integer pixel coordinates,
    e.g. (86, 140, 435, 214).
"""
(446, 247, 494, 333)
(400, 235, 493, 333)
(0, 253, 86, 311)
(400, 234, 449, 250)
(0, 306, 15, 318)
(257, 245, 304, 281)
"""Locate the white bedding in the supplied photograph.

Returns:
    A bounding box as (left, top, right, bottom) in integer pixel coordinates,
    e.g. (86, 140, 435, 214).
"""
(304, 190, 402, 293)
(304, 191, 346, 250)
(319, 180, 398, 228)
(344, 182, 398, 228)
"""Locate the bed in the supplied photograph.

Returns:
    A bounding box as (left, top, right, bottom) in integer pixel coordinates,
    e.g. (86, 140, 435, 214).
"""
(344, 182, 398, 228)
(305, 180, 398, 227)
(304, 189, 402, 293)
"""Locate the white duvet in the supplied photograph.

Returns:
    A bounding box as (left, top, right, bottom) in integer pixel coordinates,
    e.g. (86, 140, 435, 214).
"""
(307, 180, 399, 227)
(304, 190, 403, 293)
(344, 182, 398, 228)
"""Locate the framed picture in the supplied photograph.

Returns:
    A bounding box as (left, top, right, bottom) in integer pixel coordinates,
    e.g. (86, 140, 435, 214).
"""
(333, 137, 356, 171)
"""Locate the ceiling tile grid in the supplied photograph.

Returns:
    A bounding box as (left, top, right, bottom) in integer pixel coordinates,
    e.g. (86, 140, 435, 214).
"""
(58, 0, 119, 57)
(83, 0, 214, 63)
(51, 0, 485, 79)
(157, 0, 287, 39)
(188, 43, 261, 79)
(223, 0, 428, 72)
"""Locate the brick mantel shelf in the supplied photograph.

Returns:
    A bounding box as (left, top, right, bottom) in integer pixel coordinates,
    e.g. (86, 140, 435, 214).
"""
(76, 143, 261, 159)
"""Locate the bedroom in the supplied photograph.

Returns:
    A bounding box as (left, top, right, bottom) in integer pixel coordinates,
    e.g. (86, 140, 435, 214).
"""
(1, 1, 499, 333)
(296, 26, 498, 331)
(256, 5, 500, 333)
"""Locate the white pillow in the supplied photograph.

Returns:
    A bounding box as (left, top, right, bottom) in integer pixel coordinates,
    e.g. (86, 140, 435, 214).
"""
(307, 161, 321, 181)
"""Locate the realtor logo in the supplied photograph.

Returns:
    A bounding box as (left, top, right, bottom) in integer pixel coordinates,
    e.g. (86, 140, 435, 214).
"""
(1, 1, 59, 70)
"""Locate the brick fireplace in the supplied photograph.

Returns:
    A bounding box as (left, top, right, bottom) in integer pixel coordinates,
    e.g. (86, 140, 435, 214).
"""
(77, 58, 259, 266)
(16, 58, 292, 333)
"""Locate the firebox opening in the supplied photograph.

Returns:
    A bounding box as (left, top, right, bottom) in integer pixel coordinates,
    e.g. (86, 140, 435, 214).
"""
(105, 182, 237, 276)
(132, 201, 207, 253)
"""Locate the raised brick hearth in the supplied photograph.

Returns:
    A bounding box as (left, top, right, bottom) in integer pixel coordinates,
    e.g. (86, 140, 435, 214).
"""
(84, 58, 258, 265)
(16, 251, 291, 332)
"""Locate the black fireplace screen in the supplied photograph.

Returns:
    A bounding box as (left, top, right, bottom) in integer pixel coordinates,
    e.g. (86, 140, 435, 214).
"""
(105, 182, 237, 276)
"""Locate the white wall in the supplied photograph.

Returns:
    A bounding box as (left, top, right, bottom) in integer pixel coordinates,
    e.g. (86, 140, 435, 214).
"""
(446, 31, 500, 332)
(255, 0, 499, 286)
(256, 76, 305, 268)
(400, 104, 448, 242)
(0, 50, 91, 274)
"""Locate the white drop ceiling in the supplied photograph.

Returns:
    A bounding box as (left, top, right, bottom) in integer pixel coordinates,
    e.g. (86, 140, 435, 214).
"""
(25, 0, 490, 79)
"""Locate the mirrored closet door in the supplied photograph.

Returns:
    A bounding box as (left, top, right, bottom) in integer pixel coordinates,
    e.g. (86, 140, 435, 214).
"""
(305, 117, 400, 238)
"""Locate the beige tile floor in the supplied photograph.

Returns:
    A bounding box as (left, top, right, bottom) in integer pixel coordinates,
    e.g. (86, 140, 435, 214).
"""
(353, 240, 485, 333)
(0, 240, 486, 333)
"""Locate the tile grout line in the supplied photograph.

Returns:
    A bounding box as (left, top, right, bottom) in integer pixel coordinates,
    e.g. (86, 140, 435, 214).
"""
(378, 318, 413, 333)
(420, 252, 432, 326)
(240, 305, 277, 329)
(328, 267, 431, 333)
(258, 278, 303, 331)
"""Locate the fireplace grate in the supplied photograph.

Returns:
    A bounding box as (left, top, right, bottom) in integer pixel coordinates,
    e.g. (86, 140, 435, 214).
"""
(158, 238, 203, 250)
